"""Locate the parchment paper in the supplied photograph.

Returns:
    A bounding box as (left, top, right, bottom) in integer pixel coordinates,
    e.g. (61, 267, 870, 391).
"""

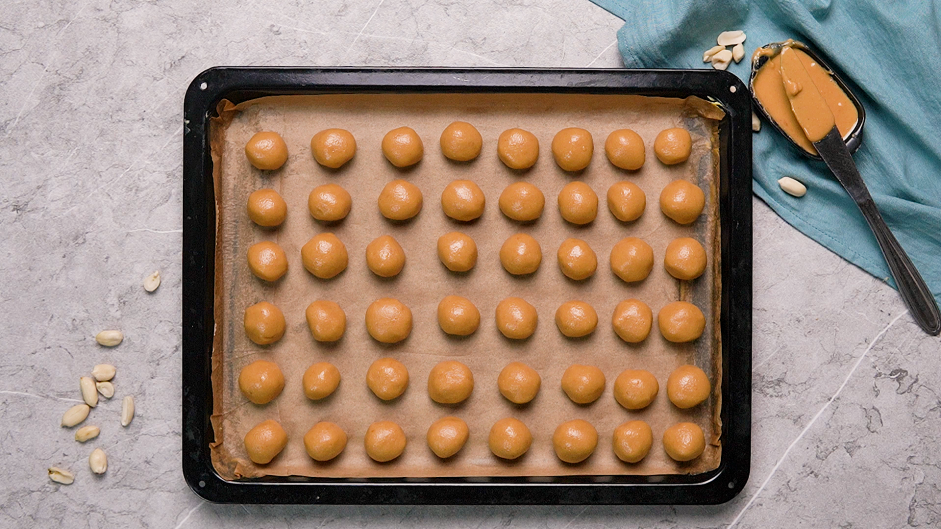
(208, 93, 724, 479)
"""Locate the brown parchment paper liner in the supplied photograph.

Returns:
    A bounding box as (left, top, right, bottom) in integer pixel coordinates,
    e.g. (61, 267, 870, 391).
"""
(208, 93, 724, 479)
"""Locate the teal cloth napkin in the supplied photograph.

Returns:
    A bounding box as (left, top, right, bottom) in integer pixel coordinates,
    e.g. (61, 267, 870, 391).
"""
(591, 0, 941, 307)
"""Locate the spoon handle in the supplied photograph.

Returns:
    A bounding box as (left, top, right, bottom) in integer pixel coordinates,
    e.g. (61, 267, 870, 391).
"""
(815, 128, 940, 335)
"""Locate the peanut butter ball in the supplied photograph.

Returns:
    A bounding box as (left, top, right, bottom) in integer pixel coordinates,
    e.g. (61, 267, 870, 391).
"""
(427, 416, 469, 458)
(437, 231, 477, 272)
(561, 364, 606, 404)
(612, 299, 653, 343)
(610, 237, 654, 283)
(302, 361, 341, 400)
(305, 300, 346, 342)
(310, 128, 356, 169)
(308, 183, 352, 222)
(667, 365, 711, 409)
(551, 128, 594, 171)
(613, 420, 653, 463)
(378, 179, 423, 221)
(654, 127, 692, 165)
(495, 297, 538, 340)
(382, 127, 423, 168)
(365, 298, 412, 343)
(437, 295, 480, 336)
(664, 237, 707, 280)
(427, 361, 474, 404)
(440, 121, 482, 162)
(613, 369, 659, 410)
(301, 233, 348, 279)
(557, 181, 598, 225)
(304, 421, 347, 462)
(366, 235, 406, 278)
(498, 182, 545, 221)
(364, 420, 407, 462)
(552, 419, 598, 463)
(555, 300, 598, 338)
(659, 180, 705, 225)
(497, 128, 539, 170)
(366, 358, 409, 401)
(247, 189, 287, 227)
(243, 301, 286, 345)
(658, 301, 705, 342)
(245, 131, 288, 171)
(605, 129, 645, 170)
(488, 418, 532, 460)
(662, 422, 705, 462)
(500, 233, 542, 275)
(557, 238, 597, 280)
(607, 181, 646, 222)
(441, 180, 485, 221)
(247, 241, 288, 282)
(238, 360, 285, 404)
(497, 362, 541, 404)
(243, 419, 287, 464)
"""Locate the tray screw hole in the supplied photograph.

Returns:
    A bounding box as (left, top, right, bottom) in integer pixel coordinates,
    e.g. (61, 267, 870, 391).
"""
(729, 85, 737, 93)
(199, 480, 206, 488)
(728, 480, 736, 489)
(199, 82, 208, 91)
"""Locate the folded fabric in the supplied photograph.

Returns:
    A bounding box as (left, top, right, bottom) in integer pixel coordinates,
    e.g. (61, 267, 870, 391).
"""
(591, 0, 941, 307)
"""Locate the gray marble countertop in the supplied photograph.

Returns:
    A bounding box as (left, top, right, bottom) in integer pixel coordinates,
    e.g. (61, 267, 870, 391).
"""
(2, 1, 938, 527)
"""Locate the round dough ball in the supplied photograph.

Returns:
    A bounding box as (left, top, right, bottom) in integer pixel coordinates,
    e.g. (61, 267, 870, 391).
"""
(440, 121, 482, 162)
(561, 364, 606, 404)
(659, 180, 705, 225)
(500, 233, 542, 275)
(247, 189, 287, 227)
(365, 298, 413, 344)
(612, 299, 653, 343)
(552, 419, 598, 463)
(308, 184, 352, 222)
(499, 182, 545, 222)
(557, 238, 597, 281)
(427, 416, 469, 459)
(437, 295, 480, 336)
(305, 300, 346, 342)
(382, 127, 423, 167)
(245, 131, 288, 171)
(551, 128, 594, 171)
(557, 181, 598, 225)
(497, 128, 539, 170)
(613, 369, 659, 410)
(658, 301, 705, 343)
(437, 231, 477, 272)
(610, 237, 654, 283)
(488, 418, 532, 460)
(366, 358, 409, 401)
(378, 179, 423, 221)
(302, 361, 341, 400)
(311, 128, 356, 169)
(605, 129, 645, 170)
(427, 360, 474, 404)
(301, 233, 348, 279)
(304, 421, 347, 462)
(664, 237, 707, 280)
(667, 364, 711, 409)
(441, 180, 485, 221)
(243, 419, 287, 464)
(607, 181, 646, 222)
(247, 241, 288, 282)
(613, 420, 653, 463)
(243, 301, 286, 345)
(364, 420, 407, 462)
(498, 362, 541, 404)
(238, 360, 285, 404)
(654, 127, 692, 165)
(495, 297, 538, 340)
(555, 300, 598, 338)
(662, 422, 706, 462)
(366, 235, 406, 277)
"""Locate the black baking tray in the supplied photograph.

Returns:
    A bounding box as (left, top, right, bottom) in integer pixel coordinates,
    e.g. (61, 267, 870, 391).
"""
(182, 67, 752, 505)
